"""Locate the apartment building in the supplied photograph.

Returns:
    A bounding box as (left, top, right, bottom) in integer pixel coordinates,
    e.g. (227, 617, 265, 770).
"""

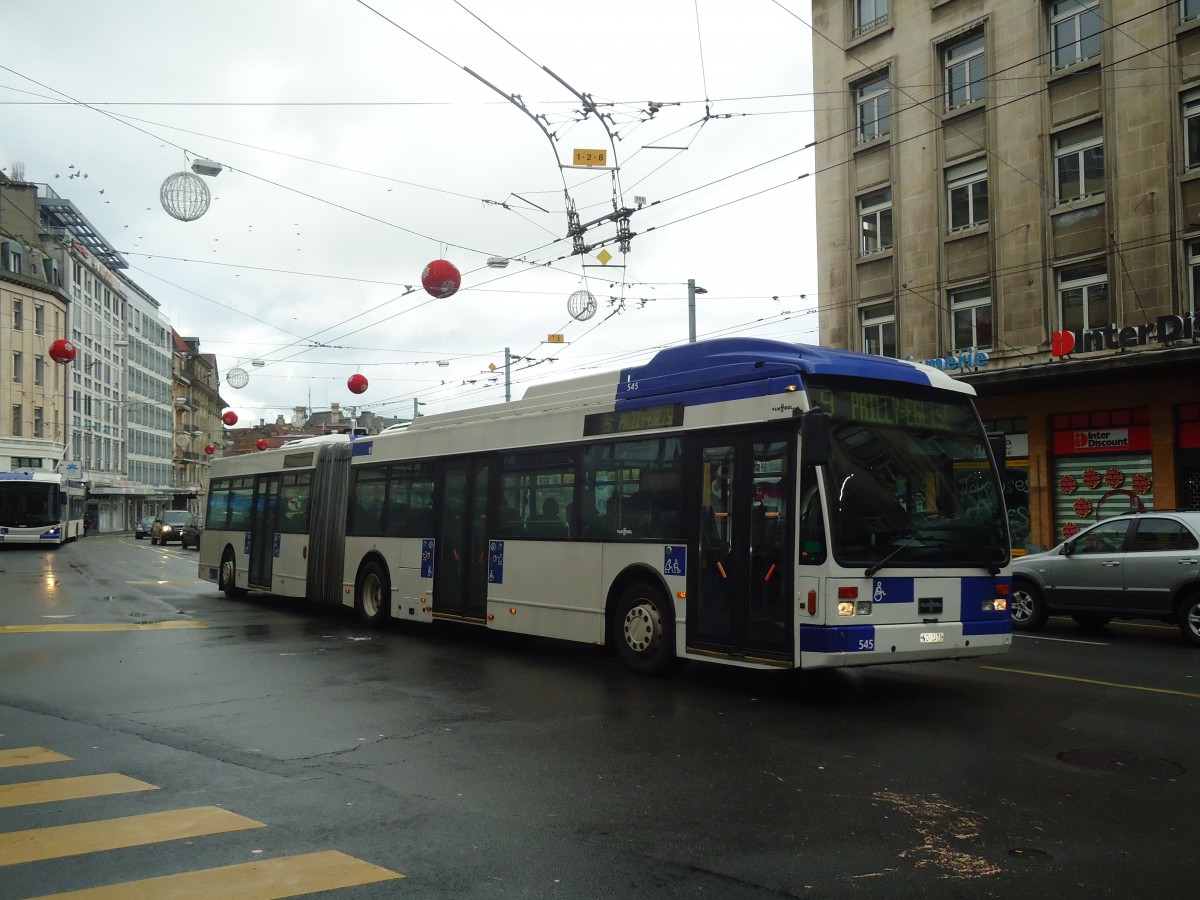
(0, 173, 70, 473)
(1, 172, 223, 530)
(171, 332, 225, 516)
(813, 0, 1200, 551)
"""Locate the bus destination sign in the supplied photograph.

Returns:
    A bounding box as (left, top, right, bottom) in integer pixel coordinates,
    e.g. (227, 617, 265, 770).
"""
(584, 403, 684, 436)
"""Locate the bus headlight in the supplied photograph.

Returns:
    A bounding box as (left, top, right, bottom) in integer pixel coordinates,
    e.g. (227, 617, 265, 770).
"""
(837, 601, 856, 617)
(856, 600, 873, 616)
(984, 598, 1008, 612)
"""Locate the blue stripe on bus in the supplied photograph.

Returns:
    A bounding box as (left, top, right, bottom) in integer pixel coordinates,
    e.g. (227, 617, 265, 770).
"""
(960, 575, 1013, 621)
(800, 624, 876, 653)
(871, 577, 914, 603)
(351, 440, 374, 457)
(613, 338, 934, 409)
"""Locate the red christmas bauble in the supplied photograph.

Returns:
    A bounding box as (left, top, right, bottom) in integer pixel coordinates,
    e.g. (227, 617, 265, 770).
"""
(203, 444, 216, 455)
(49, 339, 77, 364)
(421, 259, 461, 298)
(347, 373, 368, 394)
(222, 410, 239, 426)
(256, 438, 269, 451)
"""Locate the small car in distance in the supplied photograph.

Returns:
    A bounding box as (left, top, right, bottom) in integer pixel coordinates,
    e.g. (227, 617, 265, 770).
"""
(179, 517, 203, 551)
(134, 515, 155, 540)
(150, 510, 195, 546)
(1011, 511, 1200, 646)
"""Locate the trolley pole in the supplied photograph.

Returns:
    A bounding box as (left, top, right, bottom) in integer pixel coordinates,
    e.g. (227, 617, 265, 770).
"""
(505, 347, 511, 402)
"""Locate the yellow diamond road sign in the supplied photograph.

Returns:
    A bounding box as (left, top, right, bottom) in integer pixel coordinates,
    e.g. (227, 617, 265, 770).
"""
(596, 249, 612, 265)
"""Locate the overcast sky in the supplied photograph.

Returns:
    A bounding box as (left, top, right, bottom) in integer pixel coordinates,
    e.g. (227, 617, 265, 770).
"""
(2, 0, 818, 424)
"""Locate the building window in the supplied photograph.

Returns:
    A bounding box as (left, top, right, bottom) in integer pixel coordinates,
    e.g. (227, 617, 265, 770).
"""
(1184, 1, 1200, 24)
(858, 188, 893, 255)
(1054, 120, 1104, 202)
(34, 305, 45, 335)
(12, 351, 22, 384)
(12, 298, 22, 331)
(860, 301, 896, 357)
(34, 356, 45, 387)
(856, 74, 891, 143)
(11, 405, 21, 437)
(950, 284, 993, 351)
(1184, 90, 1200, 170)
(33, 407, 44, 439)
(947, 158, 989, 231)
(1057, 261, 1108, 332)
(854, 0, 888, 37)
(945, 33, 986, 110)
(1051, 0, 1100, 70)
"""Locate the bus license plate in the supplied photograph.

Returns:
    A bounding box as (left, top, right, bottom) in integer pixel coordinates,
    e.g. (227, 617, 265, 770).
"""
(919, 631, 944, 644)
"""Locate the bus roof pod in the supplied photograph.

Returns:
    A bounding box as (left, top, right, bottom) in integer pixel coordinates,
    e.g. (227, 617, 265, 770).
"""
(612, 338, 973, 408)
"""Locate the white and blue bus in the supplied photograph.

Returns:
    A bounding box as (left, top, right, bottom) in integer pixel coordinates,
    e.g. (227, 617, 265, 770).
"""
(200, 338, 1012, 674)
(0, 471, 86, 545)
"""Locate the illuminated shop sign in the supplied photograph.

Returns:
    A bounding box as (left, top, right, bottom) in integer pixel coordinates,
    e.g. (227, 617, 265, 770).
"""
(1052, 313, 1199, 357)
(1051, 425, 1152, 455)
(904, 346, 990, 371)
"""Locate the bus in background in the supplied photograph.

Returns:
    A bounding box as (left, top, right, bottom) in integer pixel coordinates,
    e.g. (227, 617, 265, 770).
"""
(200, 338, 1012, 675)
(0, 471, 86, 545)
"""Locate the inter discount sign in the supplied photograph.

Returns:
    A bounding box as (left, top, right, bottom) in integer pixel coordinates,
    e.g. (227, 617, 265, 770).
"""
(1052, 425, 1152, 455)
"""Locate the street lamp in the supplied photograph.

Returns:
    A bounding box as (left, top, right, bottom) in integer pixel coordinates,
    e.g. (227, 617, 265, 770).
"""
(688, 279, 708, 343)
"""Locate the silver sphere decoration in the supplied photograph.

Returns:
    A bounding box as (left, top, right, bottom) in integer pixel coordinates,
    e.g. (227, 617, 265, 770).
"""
(225, 366, 249, 390)
(568, 289, 597, 321)
(160, 171, 211, 222)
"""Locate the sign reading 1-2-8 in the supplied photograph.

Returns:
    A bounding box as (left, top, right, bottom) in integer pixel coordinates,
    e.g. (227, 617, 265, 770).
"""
(572, 148, 607, 166)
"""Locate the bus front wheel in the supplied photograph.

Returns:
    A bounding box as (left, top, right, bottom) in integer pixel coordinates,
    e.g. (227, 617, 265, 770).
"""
(356, 560, 390, 626)
(219, 550, 247, 600)
(613, 582, 676, 677)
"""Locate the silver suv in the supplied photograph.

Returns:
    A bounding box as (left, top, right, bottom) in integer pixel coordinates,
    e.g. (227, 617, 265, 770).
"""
(1011, 511, 1200, 646)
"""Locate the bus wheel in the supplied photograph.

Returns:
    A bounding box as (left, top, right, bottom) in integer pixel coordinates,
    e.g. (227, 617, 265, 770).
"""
(219, 550, 247, 600)
(613, 582, 676, 677)
(356, 560, 390, 626)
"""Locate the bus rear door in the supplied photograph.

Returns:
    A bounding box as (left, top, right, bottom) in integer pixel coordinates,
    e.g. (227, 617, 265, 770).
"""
(688, 432, 794, 663)
(248, 474, 281, 590)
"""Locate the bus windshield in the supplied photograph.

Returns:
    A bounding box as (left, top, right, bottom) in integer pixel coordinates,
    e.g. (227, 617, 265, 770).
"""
(0, 482, 58, 528)
(808, 378, 1009, 572)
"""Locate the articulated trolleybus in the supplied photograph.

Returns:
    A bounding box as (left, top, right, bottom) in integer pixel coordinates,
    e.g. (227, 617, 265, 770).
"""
(0, 471, 86, 545)
(200, 338, 1012, 675)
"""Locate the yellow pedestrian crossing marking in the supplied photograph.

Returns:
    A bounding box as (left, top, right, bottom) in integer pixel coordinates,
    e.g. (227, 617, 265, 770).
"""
(0, 742, 405, 896)
(26, 849, 404, 899)
(0, 746, 72, 768)
(0, 621, 207, 633)
(0, 774, 158, 808)
(0, 806, 265, 866)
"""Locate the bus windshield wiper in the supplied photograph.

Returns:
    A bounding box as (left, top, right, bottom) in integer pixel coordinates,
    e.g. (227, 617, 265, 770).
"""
(865, 533, 920, 578)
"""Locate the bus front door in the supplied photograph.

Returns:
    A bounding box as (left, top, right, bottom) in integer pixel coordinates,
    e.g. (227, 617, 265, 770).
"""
(434, 459, 491, 622)
(248, 474, 281, 590)
(689, 435, 793, 662)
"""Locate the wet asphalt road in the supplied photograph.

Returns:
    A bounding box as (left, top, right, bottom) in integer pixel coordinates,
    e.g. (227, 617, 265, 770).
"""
(1, 534, 1197, 899)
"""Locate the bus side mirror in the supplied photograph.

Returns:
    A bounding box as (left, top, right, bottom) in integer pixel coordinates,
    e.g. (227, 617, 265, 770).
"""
(801, 408, 830, 467)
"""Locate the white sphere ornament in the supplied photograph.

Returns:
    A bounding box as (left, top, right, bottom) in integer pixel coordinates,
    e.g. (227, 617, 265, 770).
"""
(160, 171, 211, 221)
(225, 367, 249, 390)
(568, 289, 597, 321)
